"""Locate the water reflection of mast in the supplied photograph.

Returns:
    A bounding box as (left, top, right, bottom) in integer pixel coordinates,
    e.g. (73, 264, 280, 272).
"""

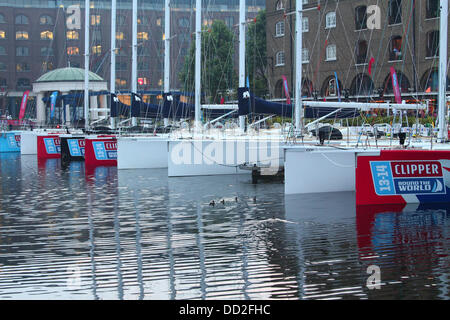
(196, 202, 207, 299)
(134, 190, 144, 299)
(167, 207, 176, 299)
(87, 190, 99, 300)
(114, 191, 123, 300)
(239, 209, 249, 300)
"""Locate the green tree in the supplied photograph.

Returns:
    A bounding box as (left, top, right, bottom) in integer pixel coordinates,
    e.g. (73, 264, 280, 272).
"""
(246, 10, 268, 97)
(179, 20, 236, 104)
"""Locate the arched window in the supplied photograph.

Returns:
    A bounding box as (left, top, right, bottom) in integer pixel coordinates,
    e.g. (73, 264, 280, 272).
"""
(355, 40, 368, 64)
(420, 69, 450, 92)
(302, 79, 314, 97)
(274, 79, 284, 98)
(276, 0, 285, 11)
(426, 30, 439, 57)
(15, 15, 29, 25)
(40, 15, 53, 25)
(275, 51, 285, 66)
(322, 76, 342, 97)
(383, 71, 410, 94)
(355, 6, 367, 30)
(275, 21, 285, 37)
(350, 74, 374, 96)
(389, 36, 402, 60)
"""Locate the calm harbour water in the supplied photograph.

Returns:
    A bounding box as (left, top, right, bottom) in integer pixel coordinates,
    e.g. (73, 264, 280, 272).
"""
(0, 153, 448, 300)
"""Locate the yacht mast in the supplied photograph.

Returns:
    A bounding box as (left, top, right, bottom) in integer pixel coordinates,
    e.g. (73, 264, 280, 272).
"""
(195, 0, 202, 131)
(84, 0, 90, 131)
(238, 0, 246, 131)
(294, 0, 304, 133)
(131, 0, 138, 127)
(110, 0, 117, 129)
(164, 0, 171, 127)
(438, 0, 448, 142)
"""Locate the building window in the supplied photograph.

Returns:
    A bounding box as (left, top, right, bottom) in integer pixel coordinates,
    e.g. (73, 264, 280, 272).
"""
(16, 31, 29, 40)
(116, 62, 127, 71)
(92, 45, 102, 55)
(137, 32, 149, 41)
(92, 30, 102, 41)
(302, 17, 309, 32)
(179, 18, 190, 28)
(0, 30, 5, 39)
(16, 46, 29, 56)
(426, 31, 439, 57)
(117, 15, 126, 26)
(355, 6, 367, 30)
(40, 15, 53, 25)
(67, 30, 79, 40)
(40, 31, 53, 40)
(138, 46, 150, 56)
(17, 78, 31, 88)
(116, 78, 127, 88)
(0, 62, 6, 71)
(356, 40, 368, 64)
(426, 0, 439, 19)
(389, 36, 402, 60)
(67, 46, 80, 56)
(138, 16, 149, 25)
(16, 62, 30, 72)
(323, 77, 338, 97)
(0, 13, 6, 23)
(275, 21, 285, 37)
(276, 51, 285, 66)
(302, 48, 309, 63)
(41, 47, 54, 56)
(91, 15, 101, 26)
(0, 78, 7, 88)
(15, 15, 29, 25)
(276, 0, 285, 11)
(41, 61, 54, 72)
(325, 12, 336, 29)
(116, 32, 125, 40)
(0, 46, 5, 55)
(326, 44, 337, 61)
(389, 0, 402, 25)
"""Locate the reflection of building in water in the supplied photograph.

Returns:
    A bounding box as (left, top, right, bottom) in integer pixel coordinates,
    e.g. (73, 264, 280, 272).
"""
(357, 204, 450, 299)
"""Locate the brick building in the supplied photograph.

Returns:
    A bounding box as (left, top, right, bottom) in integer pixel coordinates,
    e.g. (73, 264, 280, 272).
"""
(266, 0, 449, 109)
(0, 0, 264, 119)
